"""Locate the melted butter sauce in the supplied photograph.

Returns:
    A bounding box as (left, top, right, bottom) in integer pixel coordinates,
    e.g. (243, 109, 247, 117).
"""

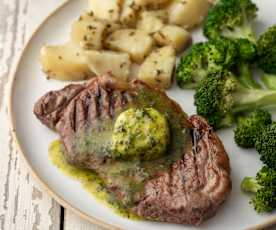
(49, 140, 140, 219)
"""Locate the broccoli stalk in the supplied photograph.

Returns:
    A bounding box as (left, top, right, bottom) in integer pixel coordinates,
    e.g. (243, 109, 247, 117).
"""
(235, 39, 261, 89)
(237, 62, 260, 89)
(194, 71, 276, 129)
(261, 73, 276, 90)
(241, 177, 262, 193)
(241, 167, 276, 213)
(257, 25, 276, 90)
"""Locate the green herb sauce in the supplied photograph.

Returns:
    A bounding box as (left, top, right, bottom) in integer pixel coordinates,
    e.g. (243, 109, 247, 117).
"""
(49, 140, 139, 219)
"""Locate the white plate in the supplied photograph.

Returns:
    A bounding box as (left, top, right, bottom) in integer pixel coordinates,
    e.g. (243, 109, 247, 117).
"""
(9, 0, 276, 229)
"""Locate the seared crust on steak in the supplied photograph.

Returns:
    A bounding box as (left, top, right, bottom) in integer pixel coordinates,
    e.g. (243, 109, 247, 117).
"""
(34, 74, 231, 226)
(134, 115, 231, 225)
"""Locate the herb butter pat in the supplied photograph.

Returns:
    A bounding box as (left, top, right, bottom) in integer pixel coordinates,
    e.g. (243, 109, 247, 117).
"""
(112, 108, 170, 160)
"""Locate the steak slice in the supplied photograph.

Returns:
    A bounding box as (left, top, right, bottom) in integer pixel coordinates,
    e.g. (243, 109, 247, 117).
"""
(134, 115, 231, 225)
(34, 74, 231, 226)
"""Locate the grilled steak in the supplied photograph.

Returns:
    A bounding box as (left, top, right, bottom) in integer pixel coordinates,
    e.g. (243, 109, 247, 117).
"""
(34, 74, 231, 225)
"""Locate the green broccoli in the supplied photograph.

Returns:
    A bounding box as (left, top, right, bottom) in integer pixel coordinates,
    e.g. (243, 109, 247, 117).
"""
(203, 0, 258, 42)
(234, 109, 272, 148)
(257, 25, 276, 90)
(234, 38, 261, 89)
(203, 0, 260, 89)
(255, 122, 276, 169)
(176, 39, 237, 89)
(194, 71, 276, 129)
(241, 166, 276, 213)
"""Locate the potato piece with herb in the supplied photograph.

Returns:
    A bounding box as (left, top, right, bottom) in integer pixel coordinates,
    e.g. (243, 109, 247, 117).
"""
(137, 11, 165, 35)
(134, 0, 170, 9)
(79, 11, 122, 33)
(167, 0, 210, 29)
(153, 25, 192, 53)
(88, 0, 122, 22)
(138, 46, 176, 89)
(71, 19, 106, 50)
(144, 9, 168, 22)
(105, 29, 154, 63)
(85, 50, 131, 81)
(120, 0, 139, 26)
(40, 43, 93, 81)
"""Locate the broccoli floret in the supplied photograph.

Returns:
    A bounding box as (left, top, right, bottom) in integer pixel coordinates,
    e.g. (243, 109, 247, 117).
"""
(176, 39, 237, 89)
(234, 110, 272, 148)
(203, 0, 258, 42)
(234, 38, 261, 89)
(194, 71, 276, 129)
(257, 25, 276, 90)
(255, 123, 276, 169)
(241, 166, 276, 213)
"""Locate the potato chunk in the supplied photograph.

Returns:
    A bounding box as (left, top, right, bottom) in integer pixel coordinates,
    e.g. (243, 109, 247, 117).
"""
(137, 11, 165, 35)
(153, 25, 192, 53)
(40, 43, 93, 81)
(85, 50, 131, 81)
(143, 9, 168, 22)
(138, 46, 176, 89)
(167, 0, 210, 29)
(71, 19, 106, 50)
(120, 0, 139, 26)
(88, 0, 122, 22)
(105, 29, 154, 63)
(134, 0, 170, 9)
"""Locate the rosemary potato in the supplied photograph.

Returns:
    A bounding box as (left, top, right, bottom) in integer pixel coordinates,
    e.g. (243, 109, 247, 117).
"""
(85, 50, 131, 81)
(138, 46, 176, 89)
(137, 11, 165, 34)
(105, 29, 154, 63)
(40, 43, 93, 81)
(153, 25, 192, 53)
(167, 0, 210, 29)
(88, 0, 122, 22)
(71, 19, 106, 50)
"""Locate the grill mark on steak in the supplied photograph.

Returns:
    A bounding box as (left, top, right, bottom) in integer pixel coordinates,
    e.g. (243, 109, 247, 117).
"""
(33, 74, 231, 226)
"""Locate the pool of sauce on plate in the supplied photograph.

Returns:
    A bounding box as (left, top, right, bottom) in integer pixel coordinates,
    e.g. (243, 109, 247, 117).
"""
(49, 140, 139, 219)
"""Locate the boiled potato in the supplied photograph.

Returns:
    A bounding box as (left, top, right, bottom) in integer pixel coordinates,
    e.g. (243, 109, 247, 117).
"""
(167, 0, 210, 29)
(79, 11, 122, 34)
(120, 0, 139, 26)
(105, 29, 154, 63)
(137, 11, 165, 35)
(143, 9, 168, 22)
(71, 19, 106, 50)
(88, 0, 122, 22)
(40, 43, 93, 81)
(138, 46, 176, 89)
(134, 0, 170, 9)
(85, 50, 131, 81)
(153, 25, 192, 53)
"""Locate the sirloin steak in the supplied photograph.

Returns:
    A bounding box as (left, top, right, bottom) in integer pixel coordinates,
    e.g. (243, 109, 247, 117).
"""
(34, 74, 231, 225)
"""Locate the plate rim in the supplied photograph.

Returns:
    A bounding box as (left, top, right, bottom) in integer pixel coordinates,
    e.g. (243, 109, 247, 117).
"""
(7, 0, 276, 229)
